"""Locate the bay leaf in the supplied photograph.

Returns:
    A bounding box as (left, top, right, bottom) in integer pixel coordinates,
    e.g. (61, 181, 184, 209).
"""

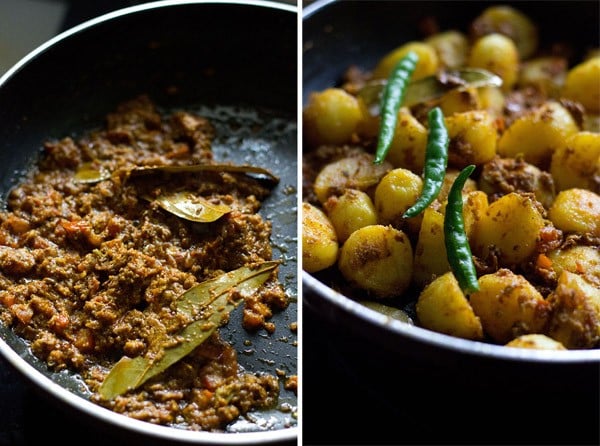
(358, 68, 503, 113)
(73, 162, 112, 184)
(150, 191, 232, 223)
(98, 260, 280, 400)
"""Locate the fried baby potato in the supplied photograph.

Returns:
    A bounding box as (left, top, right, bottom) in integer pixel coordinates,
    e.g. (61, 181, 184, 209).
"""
(550, 132, 600, 194)
(374, 168, 423, 229)
(518, 56, 567, 99)
(473, 192, 545, 266)
(445, 110, 498, 168)
(424, 30, 469, 69)
(548, 188, 600, 236)
(413, 208, 450, 287)
(497, 101, 579, 169)
(371, 41, 439, 80)
(505, 334, 566, 350)
(324, 189, 377, 243)
(546, 245, 600, 288)
(313, 153, 392, 205)
(302, 202, 338, 273)
(438, 87, 481, 116)
(468, 33, 519, 92)
(385, 108, 428, 173)
(416, 271, 484, 340)
(470, 5, 538, 59)
(562, 57, 600, 113)
(338, 225, 413, 299)
(546, 271, 600, 349)
(303, 88, 363, 147)
(469, 269, 552, 344)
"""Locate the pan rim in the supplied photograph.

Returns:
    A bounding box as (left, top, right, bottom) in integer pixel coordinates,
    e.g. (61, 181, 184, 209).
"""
(304, 272, 600, 363)
(0, 0, 298, 443)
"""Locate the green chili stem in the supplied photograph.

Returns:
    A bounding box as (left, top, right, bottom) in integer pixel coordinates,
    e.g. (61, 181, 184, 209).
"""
(373, 51, 419, 165)
(444, 164, 480, 294)
(403, 107, 449, 218)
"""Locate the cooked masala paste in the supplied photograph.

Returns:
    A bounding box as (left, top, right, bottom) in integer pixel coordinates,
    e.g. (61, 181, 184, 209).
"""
(0, 95, 293, 431)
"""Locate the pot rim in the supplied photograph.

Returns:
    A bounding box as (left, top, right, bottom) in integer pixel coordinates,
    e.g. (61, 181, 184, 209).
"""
(304, 271, 600, 363)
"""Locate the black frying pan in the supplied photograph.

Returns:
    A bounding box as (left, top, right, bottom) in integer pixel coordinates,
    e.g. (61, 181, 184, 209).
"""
(302, 1, 600, 444)
(0, 1, 297, 444)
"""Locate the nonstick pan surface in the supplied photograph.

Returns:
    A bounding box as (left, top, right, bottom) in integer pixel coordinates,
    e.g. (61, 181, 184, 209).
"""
(0, 1, 297, 444)
(303, 0, 600, 364)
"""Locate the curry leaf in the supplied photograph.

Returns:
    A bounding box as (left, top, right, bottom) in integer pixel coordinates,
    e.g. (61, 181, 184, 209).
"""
(148, 191, 232, 223)
(98, 260, 280, 400)
(129, 163, 280, 187)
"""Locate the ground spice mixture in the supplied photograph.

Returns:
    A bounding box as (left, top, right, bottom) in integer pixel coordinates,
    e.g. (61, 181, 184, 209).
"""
(0, 95, 294, 431)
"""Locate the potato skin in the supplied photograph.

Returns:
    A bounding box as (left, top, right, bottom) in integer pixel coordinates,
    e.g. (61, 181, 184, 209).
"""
(546, 271, 600, 349)
(445, 110, 498, 168)
(497, 101, 579, 169)
(413, 208, 450, 287)
(338, 225, 413, 299)
(468, 33, 519, 91)
(550, 132, 600, 194)
(374, 168, 423, 230)
(562, 57, 600, 113)
(505, 334, 566, 350)
(303, 88, 363, 147)
(469, 269, 552, 344)
(313, 153, 391, 205)
(548, 188, 600, 236)
(302, 202, 339, 273)
(372, 41, 439, 80)
(473, 192, 545, 266)
(416, 271, 484, 340)
(324, 189, 378, 243)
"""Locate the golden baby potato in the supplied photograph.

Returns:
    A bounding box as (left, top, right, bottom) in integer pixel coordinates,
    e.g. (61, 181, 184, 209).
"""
(498, 101, 579, 168)
(473, 192, 545, 266)
(518, 56, 567, 98)
(324, 189, 378, 243)
(445, 110, 498, 168)
(470, 5, 538, 59)
(313, 153, 392, 205)
(548, 188, 600, 236)
(338, 225, 413, 299)
(302, 202, 339, 273)
(425, 30, 469, 69)
(438, 88, 481, 117)
(416, 271, 484, 340)
(413, 208, 450, 287)
(550, 132, 600, 193)
(478, 86, 505, 118)
(468, 33, 519, 91)
(374, 168, 423, 228)
(546, 271, 600, 349)
(436, 168, 478, 205)
(505, 334, 566, 350)
(386, 108, 428, 173)
(547, 245, 600, 288)
(372, 41, 439, 80)
(469, 269, 552, 344)
(303, 88, 363, 147)
(562, 57, 600, 113)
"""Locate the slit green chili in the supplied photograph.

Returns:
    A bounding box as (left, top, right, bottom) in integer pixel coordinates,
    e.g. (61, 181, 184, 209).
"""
(373, 51, 419, 165)
(444, 164, 480, 294)
(403, 106, 449, 218)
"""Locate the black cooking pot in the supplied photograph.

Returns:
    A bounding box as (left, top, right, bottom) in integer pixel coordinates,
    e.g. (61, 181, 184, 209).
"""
(302, 1, 600, 445)
(0, 1, 297, 444)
